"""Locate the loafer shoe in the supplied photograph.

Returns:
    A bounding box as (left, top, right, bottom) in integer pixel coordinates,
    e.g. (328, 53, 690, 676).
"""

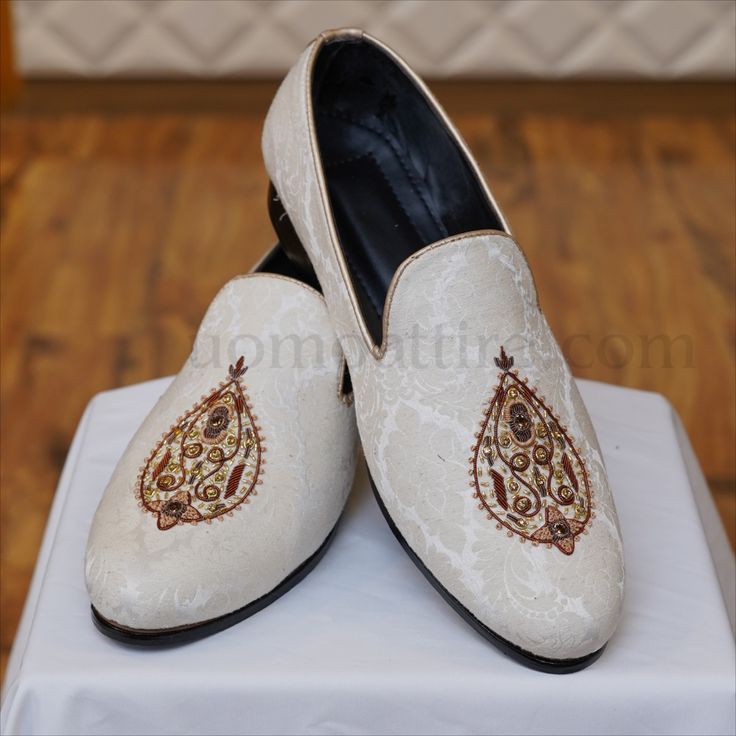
(85, 247, 357, 644)
(262, 28, 624, 671)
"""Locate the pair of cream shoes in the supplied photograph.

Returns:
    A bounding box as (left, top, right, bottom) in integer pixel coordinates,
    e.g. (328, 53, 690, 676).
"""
(87, 29, 624, 673)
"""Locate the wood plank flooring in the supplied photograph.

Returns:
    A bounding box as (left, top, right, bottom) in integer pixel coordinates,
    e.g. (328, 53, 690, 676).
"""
(1, 81, 734, 680)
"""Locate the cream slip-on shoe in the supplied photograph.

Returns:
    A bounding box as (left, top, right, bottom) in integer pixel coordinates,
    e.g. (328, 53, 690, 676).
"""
(86, 247, 357, 645)
(262, 28, 624, 672)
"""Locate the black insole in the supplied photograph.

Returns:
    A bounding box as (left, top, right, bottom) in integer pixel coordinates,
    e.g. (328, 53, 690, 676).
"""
(313, 39, 503, 345)
(320, 111, 456, 341)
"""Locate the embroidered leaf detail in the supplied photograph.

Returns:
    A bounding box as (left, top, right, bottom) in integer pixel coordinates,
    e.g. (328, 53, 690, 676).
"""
(491, 469, 508, 510)
(562, 453, 579, 491)
(494, 346, 514, 371)
(225, 463, 246, 499)
(152, 449, 171, 480)
(229, 356, 247, 380)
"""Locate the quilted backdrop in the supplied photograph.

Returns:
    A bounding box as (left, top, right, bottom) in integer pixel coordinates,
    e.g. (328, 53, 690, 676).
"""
(11, 0, 736, 78)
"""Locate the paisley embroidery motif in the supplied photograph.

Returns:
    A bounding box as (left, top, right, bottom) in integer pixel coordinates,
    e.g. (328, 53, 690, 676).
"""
(470, 347, 593, 554)
(137, 356, 264, 530)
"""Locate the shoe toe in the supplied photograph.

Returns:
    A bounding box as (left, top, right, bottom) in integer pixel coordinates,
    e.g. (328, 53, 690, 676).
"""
(85, 492, 250, 631)
(85, 481, 325, 632)
(376, 405, 624, 665)
(471, 527, 625, 662)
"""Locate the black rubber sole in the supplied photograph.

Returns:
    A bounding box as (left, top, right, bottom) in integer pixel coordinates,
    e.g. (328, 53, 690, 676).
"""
(368, 472, 605, 674)
(91, 522, 339, 647)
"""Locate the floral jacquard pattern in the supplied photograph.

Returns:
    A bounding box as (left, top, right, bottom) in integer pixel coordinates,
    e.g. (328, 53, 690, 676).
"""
(470, 348, 593, 555)
(137, 357, 264, 530)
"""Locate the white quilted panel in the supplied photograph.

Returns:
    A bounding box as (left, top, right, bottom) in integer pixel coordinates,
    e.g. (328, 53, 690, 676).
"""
(12, 0, 736, 79)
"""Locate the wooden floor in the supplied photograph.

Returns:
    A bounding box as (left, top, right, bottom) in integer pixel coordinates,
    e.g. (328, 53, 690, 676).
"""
(1, 81, 734, 680)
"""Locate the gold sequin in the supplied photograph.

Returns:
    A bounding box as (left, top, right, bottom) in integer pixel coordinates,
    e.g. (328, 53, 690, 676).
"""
(512, 453, 529, 471)
(207, 447, 224, 463)
(559, 485, 575, 503)
(514, 496, 532, 514)
(199, 485, 219, 501)
(156, 474, 176, 490)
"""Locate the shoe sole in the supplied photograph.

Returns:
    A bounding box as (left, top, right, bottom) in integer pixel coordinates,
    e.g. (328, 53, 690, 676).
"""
(368, 471, 605, 674)
(91, 521, 339, 647)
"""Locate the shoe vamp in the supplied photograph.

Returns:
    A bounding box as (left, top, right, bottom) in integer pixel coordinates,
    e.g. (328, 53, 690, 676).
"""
(85, 276, 357, 630)
(354, 234, 625, 658)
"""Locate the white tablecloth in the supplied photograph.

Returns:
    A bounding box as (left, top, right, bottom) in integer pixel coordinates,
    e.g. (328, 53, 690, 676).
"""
(2, 378, 734, 736)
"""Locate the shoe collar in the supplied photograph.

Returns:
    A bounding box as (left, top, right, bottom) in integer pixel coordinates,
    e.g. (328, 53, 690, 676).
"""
(301, 30, 519, 358)
(377, 229, 541, 361)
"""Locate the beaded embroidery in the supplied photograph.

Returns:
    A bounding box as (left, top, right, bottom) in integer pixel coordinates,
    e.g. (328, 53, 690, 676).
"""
(137, 356, 264, 530)
(470, 348, 593, 554)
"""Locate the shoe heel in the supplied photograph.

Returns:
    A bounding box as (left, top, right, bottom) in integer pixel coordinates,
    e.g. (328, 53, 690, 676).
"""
(267, 183, 315, 277)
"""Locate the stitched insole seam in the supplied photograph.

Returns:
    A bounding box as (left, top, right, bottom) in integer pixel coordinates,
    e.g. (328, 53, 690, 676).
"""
(318, 108, 448, 239)
(325, 150, 426, 245)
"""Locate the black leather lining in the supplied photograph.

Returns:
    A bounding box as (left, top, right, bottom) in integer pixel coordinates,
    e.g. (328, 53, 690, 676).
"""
(258, 242, 322, 293)
(313, 38, 504, 344)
